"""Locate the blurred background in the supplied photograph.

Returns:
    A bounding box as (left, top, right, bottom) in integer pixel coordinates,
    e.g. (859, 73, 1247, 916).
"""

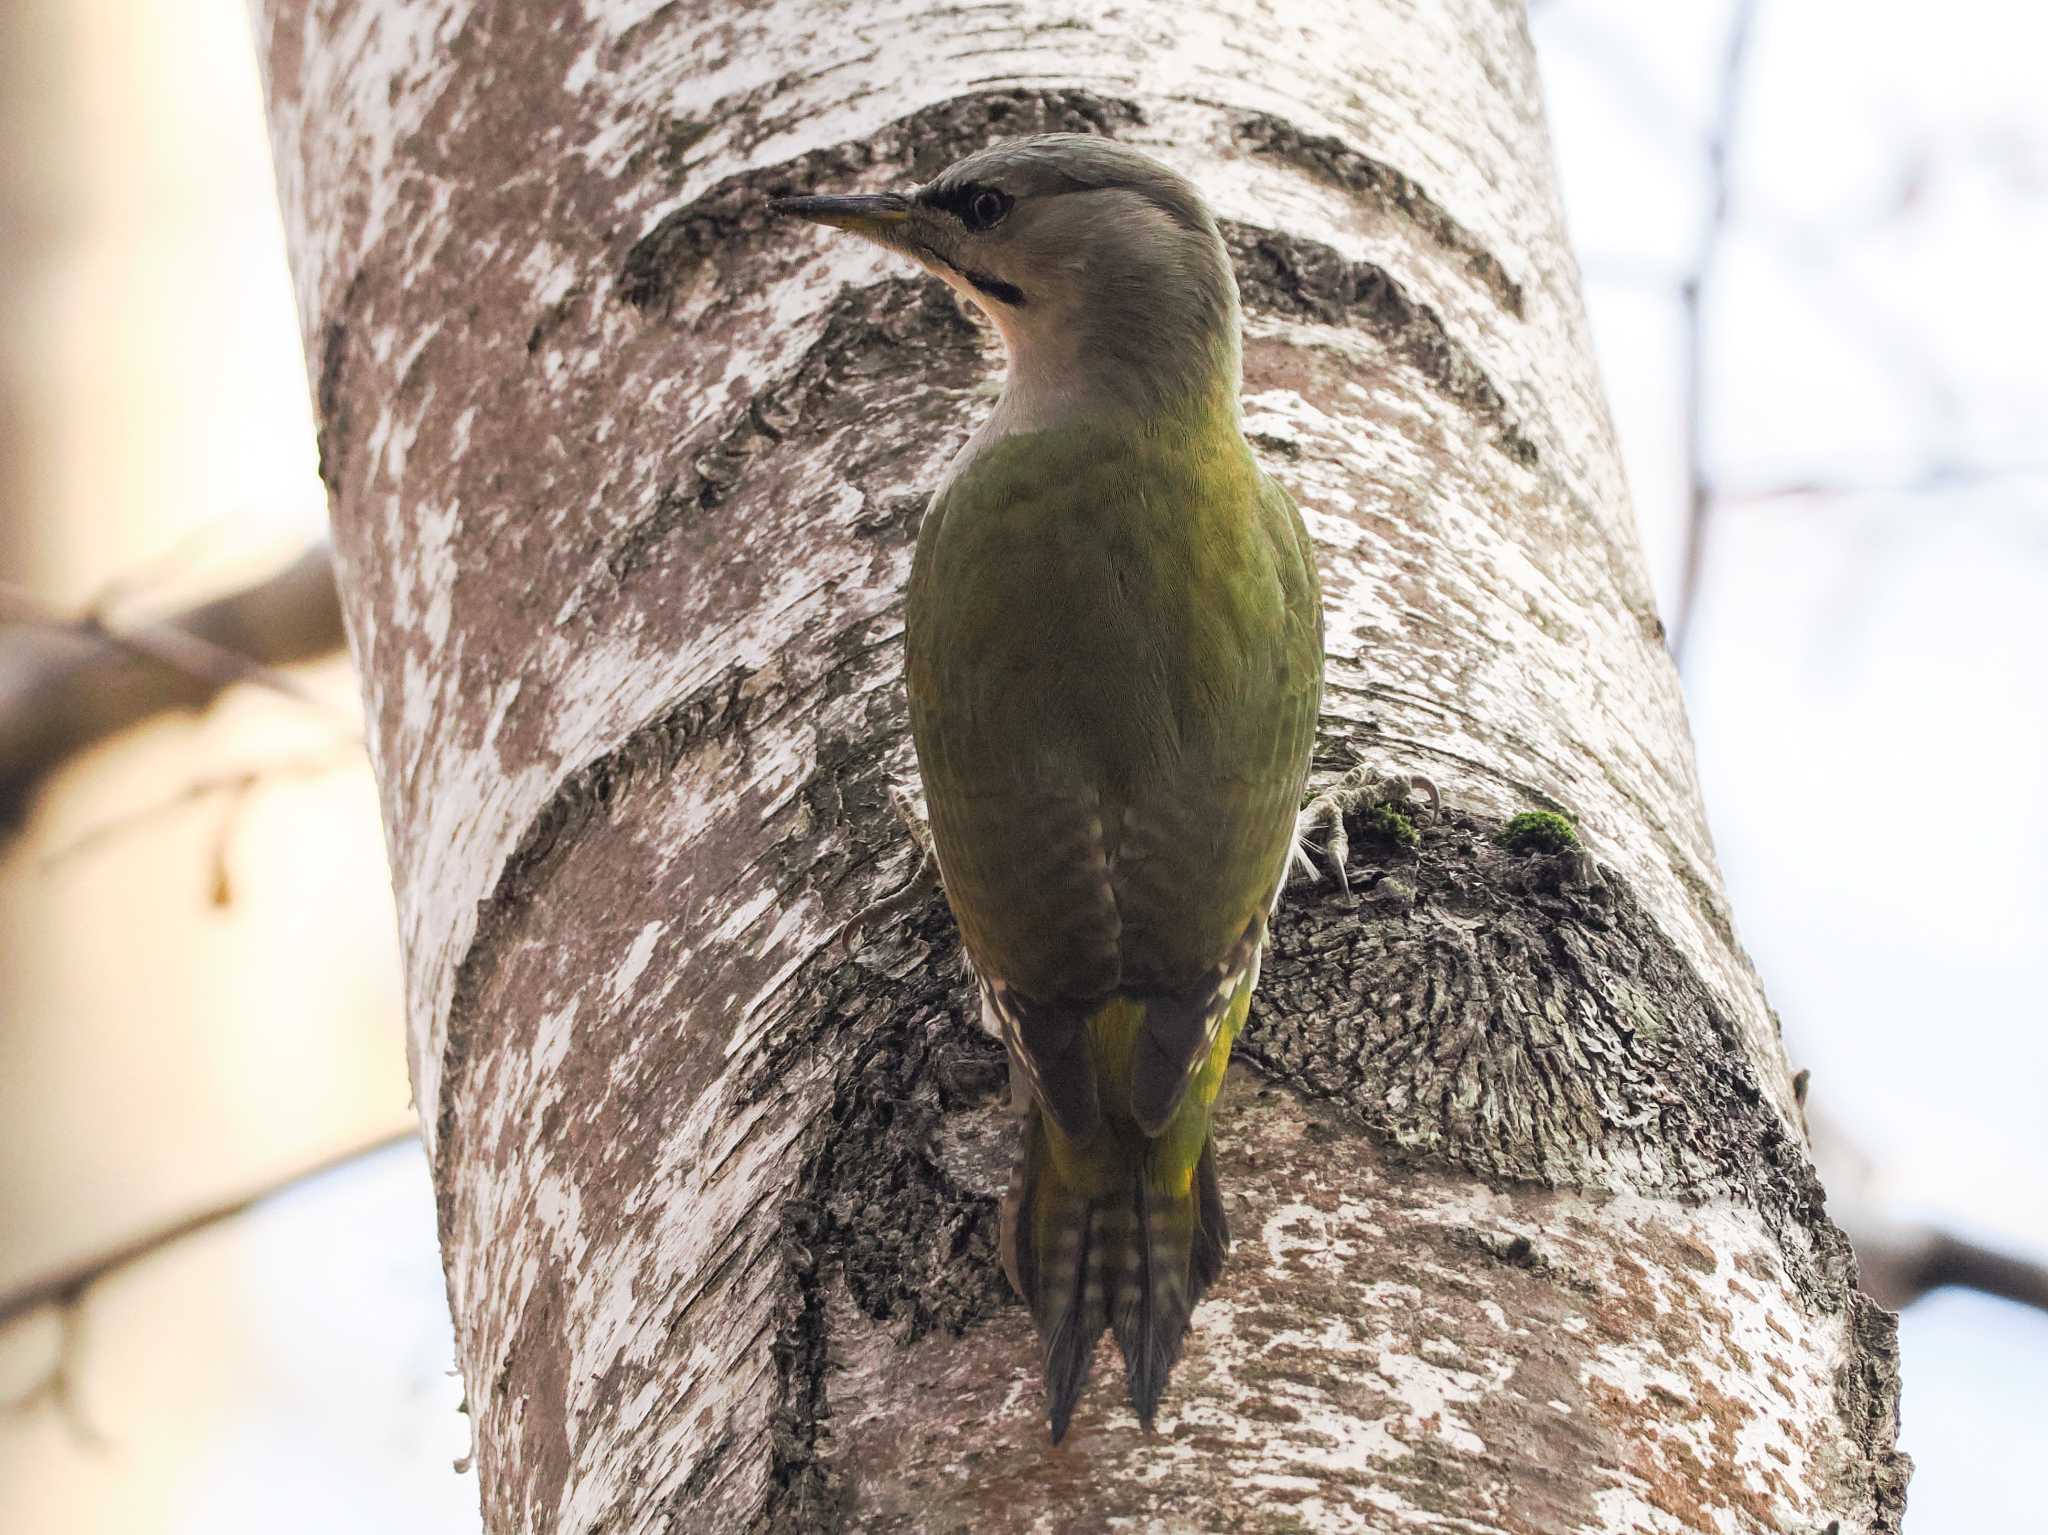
(0, 0, 2040, 1528)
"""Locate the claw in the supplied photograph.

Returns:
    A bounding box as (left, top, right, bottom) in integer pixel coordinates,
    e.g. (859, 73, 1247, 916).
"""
(1291, 758, 1441, 895)
(884, 782, 936, 858)
(1293, 787, 1352, 894)
(1404, 774, 1442, 817)
(832, 844, 940, 952)
(832, 783, 942, 952)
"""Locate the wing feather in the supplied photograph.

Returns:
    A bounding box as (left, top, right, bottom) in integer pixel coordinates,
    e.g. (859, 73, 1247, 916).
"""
(908, 428, 1322, 1131)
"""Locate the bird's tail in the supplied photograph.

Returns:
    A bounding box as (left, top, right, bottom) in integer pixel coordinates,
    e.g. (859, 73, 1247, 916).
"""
(999, 1110, 1229, 1442)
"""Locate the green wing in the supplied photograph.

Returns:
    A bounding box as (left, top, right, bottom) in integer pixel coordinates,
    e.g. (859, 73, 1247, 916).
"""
(906, 415, 1322, 1133)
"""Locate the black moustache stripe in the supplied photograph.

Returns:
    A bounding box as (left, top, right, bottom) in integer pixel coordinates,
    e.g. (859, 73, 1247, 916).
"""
(964, 268, 1026, 306)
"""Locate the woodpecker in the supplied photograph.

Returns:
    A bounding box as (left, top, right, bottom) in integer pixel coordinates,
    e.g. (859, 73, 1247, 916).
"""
(774, 134, 1323, 1441)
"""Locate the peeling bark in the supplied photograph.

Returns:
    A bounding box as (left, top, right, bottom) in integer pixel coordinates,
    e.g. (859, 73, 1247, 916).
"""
(252, 1, 1908, 1530)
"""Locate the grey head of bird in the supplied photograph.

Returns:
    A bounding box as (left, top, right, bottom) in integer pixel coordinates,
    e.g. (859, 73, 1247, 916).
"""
(771, 134, 1242, 430)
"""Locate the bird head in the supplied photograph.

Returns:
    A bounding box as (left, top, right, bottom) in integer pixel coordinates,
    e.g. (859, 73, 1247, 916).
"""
(772, 134, 1241, 419)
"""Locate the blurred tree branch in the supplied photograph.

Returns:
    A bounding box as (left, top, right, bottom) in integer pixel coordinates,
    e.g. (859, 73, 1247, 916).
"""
(1807, 1103, 2048, 1320)
(1670, 0, 1758, 663)
(1851, 1223, 2048, 1316)
(1651, 0, 2033, 653)
(0, 1306, 103, 1448)
(1725, 459, 2048, 506)
(35, 746, 363, 904)
(0, 540, 347, 832)
(0, 1126, 415, 1332)
(0, 1126, 416, 1434)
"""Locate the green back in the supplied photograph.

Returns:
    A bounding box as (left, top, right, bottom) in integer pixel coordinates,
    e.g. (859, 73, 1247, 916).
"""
(906, 401, 1322, 1035)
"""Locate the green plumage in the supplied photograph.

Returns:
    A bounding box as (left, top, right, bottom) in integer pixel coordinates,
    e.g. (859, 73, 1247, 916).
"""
(907, 391, 1323, 1437)
(775, 128, 1324, 1440)
(908, 398, 1320, 991)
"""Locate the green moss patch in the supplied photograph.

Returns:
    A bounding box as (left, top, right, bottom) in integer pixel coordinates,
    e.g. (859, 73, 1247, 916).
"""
(1499, 810, 1578, 854)
(1358, 802, 1419, 848)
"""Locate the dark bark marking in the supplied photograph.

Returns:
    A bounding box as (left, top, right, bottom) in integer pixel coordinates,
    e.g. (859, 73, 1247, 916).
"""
(1222, 222, 1541, 468)
(1251, 800, 1844, 1298)
(523, 279, 587, 356)
(606, 0, 682, 64)
(314, 269, 367, 492)
(757, 954, 1014, 1533)
(742, 773, 1013, 1530)
(1232, 110, 1527, 317)
(435, 666, 755, 1208)
(485, 1272, 574, 1532)
(1834, 1290, 1912, 1534)
(675, 1429, 734, 1508)
(780, 971, 1011, 1322)
(1251, 791, 1898, 1526)
(605, 277, 982, 585)
(850, 489, 929, 546)
(680, 624, 1020, 1528)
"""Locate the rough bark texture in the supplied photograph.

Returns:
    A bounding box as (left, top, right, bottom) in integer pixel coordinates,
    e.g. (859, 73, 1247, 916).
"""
(251, 1, 1909, 1530)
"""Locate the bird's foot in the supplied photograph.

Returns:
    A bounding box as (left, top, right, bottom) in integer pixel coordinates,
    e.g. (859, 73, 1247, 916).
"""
(833, 783, 942, 952)
(1291, 760, 1440, 896)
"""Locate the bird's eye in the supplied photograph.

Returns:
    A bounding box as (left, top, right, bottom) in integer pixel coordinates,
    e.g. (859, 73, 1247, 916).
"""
(963, 189, 1011, 232)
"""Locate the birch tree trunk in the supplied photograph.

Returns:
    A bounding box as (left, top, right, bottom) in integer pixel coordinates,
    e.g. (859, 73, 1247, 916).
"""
(251, 1, 1910, 1529)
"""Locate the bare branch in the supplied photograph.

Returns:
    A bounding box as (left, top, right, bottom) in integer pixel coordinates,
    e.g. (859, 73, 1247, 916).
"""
(0, 541, 348, 831)
(1, 1306, 107, 1448)
(1670, 0, 1761, 664)
(1722, 458, 2048, 506)
(0, 1125, 418, 1437)
(0, 1126, 417, 1337)
(36, 747, 360, 881)
(0, 557, 342, 714)
(1848, 1220, 2048, 1317)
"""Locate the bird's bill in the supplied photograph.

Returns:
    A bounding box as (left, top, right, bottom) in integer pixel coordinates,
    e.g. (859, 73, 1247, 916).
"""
(768, 192, 913, 241)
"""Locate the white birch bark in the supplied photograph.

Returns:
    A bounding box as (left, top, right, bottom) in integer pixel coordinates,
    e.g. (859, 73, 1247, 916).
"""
(251, 0, 1910, 1529)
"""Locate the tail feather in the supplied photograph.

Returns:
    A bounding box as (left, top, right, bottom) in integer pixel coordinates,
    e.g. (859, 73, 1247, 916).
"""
(1110, 1170, 1182, 1427)
(1194, 1134, 1228, 1289)
(1042, 1196, 1100, 1443)
(1003, 1110, 1231, 1441)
